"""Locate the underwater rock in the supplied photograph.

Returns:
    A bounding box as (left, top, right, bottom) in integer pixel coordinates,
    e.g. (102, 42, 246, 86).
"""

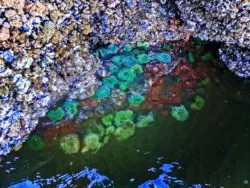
(219, 45, 250, 78)
(175, 0, 250, 77)
(60, 134, 80, 154)
(176, 0, 250, 48)
(145, 63, 166, 77)
(41, 120, 80, 141)
(9, 180, 40, 188)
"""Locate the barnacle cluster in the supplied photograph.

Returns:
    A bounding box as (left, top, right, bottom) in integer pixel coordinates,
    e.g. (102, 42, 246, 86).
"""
(219, 45, 250, 78)
(175, 0, 250, 77)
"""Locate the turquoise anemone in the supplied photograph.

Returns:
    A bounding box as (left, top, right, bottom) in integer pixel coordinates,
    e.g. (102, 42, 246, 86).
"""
(103, 76, 118, 89)
(155, 52, 172, 64)
(128, 94, 145, 107)
(47, 107, 65, 121)
(170, 105, 189, 122)
(117, 68, 136, 82)
(95, 84, 111, 99)
(62, 100, 78, 118)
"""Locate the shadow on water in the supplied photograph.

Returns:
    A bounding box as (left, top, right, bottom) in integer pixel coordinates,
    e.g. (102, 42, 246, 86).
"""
(1, 65, 250, 187)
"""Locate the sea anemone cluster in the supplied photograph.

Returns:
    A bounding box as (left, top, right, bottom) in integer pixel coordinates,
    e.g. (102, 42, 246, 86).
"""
(47, 100, 79, 122)
(94, 43, 175, 101)
(0, 0, 249, 157)
(58, 110, 154, 155)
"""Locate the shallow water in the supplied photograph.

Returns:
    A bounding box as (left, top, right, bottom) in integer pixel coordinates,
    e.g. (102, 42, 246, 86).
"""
(1, 60, 250, 187)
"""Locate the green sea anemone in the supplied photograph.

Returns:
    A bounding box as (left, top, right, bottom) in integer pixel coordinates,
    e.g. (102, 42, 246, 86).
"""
(136, 112, 154, 128)
(109, 64, 119, 73)
(107, 44, 119, 54)
(119, 81, 129, 91)
(190, 96, 205, 110)
(163, 44, 171, 51)
(154, 52, 172, 64)
(171, 105, 189, 122)
(128, 94, 145, 107)
(137, 41, 149, 49)
(201, 52, 214, 62)
(103, 76, 118, 89)
(101, 114, 114, 127)
(27, 135, 45, 151)
(99, 44, 119, 58)
(60, 134, 80, 154)
(47, 107, 65, 122)
(62, 100, 78, 118)
(131, 48, 142, 55)
(105, 126, 115, 135)
(137, 54, 150, 64)
(111, 55, 124, 66)
(114, 122, 135, 141)
(114, 110, 134, 127)
(117, 68, 136, 82)
(132, 64, 143, 74)
(81, 133, 102, 153)
(123, 55, 138, 67)
(95, 84, 111, 99)
(124, 44, 132, 52)
(187, 51, 195, 64)
(199, 78, 210, 86)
